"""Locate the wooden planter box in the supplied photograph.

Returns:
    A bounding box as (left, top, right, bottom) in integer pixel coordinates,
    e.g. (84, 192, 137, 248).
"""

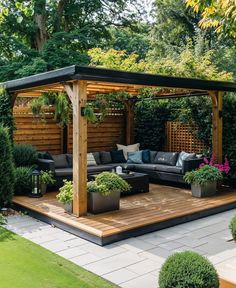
(191, 181, 217, 198)
(88, 191, 120, 214)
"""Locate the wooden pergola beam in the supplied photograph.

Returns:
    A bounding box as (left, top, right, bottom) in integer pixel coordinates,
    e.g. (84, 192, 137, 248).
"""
(125, 100, 135, 145)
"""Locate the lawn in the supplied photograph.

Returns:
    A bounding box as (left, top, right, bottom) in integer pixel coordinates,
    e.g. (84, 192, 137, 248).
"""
(0, 227, 117, 288)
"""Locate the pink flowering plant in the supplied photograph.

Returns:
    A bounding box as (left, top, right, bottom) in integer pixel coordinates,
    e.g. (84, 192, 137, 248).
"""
(199, 154, 230, 175)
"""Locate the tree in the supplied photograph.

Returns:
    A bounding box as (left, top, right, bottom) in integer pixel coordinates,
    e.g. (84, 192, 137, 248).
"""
(186, 0, 236, 38)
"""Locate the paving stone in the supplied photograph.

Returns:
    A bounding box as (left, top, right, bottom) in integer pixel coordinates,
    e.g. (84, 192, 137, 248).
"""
(120, 273, 158, 288)
(216, 257, 236, 284)
(153, 229, 183, 240)
(159, 241, 184, 251)
(103, 268, 138, 285)
(141, 247, 171, 258)
(176, 236, 208, 248)
(139, 235, 167, 245)
(70, 253, 101, 266)
(40, 239, 70, 253)
(185, 227, 216, 239)
(196, 240, 236, 255)
(117, 238, 155, 253)
(57, 246, 87, 259)
(127, 259, 161, 275)
(65, 237, 88, 247)
(29, 234, 57, 244)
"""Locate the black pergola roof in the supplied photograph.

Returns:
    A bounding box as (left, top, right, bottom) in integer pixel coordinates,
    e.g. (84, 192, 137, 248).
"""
(4, 65, 236, 93)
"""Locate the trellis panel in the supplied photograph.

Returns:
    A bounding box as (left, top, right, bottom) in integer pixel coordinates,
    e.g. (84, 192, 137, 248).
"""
(165, 121, 205, 153)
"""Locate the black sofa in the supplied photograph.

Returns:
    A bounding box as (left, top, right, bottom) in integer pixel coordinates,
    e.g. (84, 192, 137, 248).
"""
(37, 151, 203, 187)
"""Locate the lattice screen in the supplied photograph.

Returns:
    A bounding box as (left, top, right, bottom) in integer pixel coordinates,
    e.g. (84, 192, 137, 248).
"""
(165, 121, 205, 153)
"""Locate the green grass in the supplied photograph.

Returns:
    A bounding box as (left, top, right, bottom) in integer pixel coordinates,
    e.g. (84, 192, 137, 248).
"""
(0, 227, 117, 288)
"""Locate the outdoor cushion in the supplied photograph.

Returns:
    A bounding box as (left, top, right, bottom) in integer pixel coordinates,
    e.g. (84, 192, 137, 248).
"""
(66, 153, 73, 167)
(117, 143, 140, 160)
(44, 151, 53, 160)
(154, 152, 179, 166)
(87, 165, 113, 174)
(134, 164, 159, 171)
(55, 168, 73, 177)
(150, 151, 157, 163)
(142, 149, 151, 163)
(106, 163, 135, 170)
(154, 164, 183, 174)
(92, 152, 101, 165)
(111, 150, 126, 163)
(100, 151, 112, 164)
(87, 153, 97, 166)
(52, 154, 68, 168)
(176, 151, 196, 167)
(127, 151, 143, 164)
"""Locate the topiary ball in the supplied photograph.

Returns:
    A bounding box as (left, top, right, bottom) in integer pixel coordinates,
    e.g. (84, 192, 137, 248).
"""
(229, 214, 236, 241)
(159, 251, 219, 288)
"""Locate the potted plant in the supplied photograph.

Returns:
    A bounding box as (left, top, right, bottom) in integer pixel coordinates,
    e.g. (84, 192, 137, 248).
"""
(40, 170, 55, 195)
(87, 172, 130, 214)
(184, 165, 223, 197)
(56, 180, 73, 213)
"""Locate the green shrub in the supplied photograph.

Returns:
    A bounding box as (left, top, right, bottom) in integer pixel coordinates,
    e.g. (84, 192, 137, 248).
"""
(159, 251, 219, 288)
(14, 166, 33, 195)
(57, 180, 73, 204)
(229, 214, 236, 240)
(0, 214, 7, 225)
(0, 125, 15, 208)
(13, 144, 37, 167)
(0, 88, 14, 142)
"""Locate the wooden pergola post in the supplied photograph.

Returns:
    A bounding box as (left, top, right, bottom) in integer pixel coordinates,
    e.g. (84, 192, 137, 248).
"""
(125, 100, 135, 145)
(210, 91, 223, 163)
(64, 80, 88, 217)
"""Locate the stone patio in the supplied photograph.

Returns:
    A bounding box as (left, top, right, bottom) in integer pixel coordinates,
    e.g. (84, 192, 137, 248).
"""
(6, 209, 236, 288)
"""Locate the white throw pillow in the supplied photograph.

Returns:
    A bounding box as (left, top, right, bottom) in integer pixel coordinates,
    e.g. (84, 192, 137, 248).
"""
(87, 153, 97, 166)
(176, 151, 196, 167)
(117, 143, 140, 160)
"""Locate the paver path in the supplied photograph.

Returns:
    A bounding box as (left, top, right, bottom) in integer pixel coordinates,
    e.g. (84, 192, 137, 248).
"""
(5, 209, 236, 288)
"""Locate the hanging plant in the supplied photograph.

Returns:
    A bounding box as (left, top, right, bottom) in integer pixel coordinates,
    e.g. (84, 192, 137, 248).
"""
(29, 97, 44, 118)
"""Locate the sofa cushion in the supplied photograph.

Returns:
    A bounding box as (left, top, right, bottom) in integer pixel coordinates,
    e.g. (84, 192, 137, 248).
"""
(154, 164, 183, 174)
(66, 154, 73, 167)
(87, 153, 97, 166)
(111, 150, 126, 163)
(55, 168, 73, 177)
(176, 151, 196, 167)
(100, 151, 112, 164)
(117, 143, 140, 160)
(106, 163, 136, 170)
(150, 151, 157, 163)
(87, 165, 113, 174)
(154, 152, 178, 166)
(127, 151, 143, 164)
(52, 154, 68, 168)
(92, 152, 101, 165)
(134, 164, 159, 171)
(43, 151, 53, 160)
(142, 149, 151, 163)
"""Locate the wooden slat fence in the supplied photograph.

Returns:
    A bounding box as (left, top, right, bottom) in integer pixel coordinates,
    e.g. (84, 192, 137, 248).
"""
(165, 121, 205, 153)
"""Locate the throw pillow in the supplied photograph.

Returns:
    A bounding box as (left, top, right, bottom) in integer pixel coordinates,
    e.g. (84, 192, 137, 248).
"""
(87, 153, 97, 166)
(127, 151, 143, 164)
(110, 150, 126, 163)
(117, 143, 140, 160)
(154, 152, 179, 166)
(92, 152, 101, 165)
(142, 149, 151, 163)
(44, 151, 53, 160)
(150, 151, 157, 163)
(52, 154, 68, 168)
(176, 151, 196, 167)
(100, 151, 112, 164)
(66, 154, 73, 167)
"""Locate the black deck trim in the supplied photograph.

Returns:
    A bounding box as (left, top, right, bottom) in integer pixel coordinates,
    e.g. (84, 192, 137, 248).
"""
(13, 200, 236, 246)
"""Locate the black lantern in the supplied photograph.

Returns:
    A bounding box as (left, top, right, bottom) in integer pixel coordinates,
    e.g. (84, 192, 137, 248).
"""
(29, 170, 42, 198)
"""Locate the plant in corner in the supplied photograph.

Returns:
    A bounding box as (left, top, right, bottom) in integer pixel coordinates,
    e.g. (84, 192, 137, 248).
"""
(87, 172, 130, 214)
(40, 170, 55, 195)
(229, 214, 236, 241)
(13, 144, 37, 167)
(184, 165, 223, 197)
(14, 166, 33, 195)
(159, 251, 219, 288)
(0, 125, 15, 208)
(56, 180, 73, 213)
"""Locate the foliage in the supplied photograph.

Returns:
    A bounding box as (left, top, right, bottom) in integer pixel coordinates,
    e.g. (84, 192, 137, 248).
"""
(184, 165, 223, 186)
(13, 144, 37, 167)
(40, 170, 55, 185)
(159, 251, 219, 288)
(0, 125, 15, 208)
(0, 88, 14, 141)
(14, 166, 33, 195)
(91, 172, 131, 196)
(29, 97, 44, 117)
(186, 0, 236, 38)
(57, 180, 73, 204)
(199, 155, 230, 175)
(229, 214, 236, 241)
(0, 214, 7, 225)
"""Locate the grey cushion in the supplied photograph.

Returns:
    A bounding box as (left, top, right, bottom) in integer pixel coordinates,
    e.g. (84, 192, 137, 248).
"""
(134, 164, 159, 171)
(127, 151, 143, 164)
(92, 152, 101, 165)
(87, 153, 97, 166)
(150, 151, 158, 163)
(66, 154, 73, 167)
(55, 168, 73, 177)
(154, 152, 179, 166)
(100, 151, 112, 164)
(106, 163, 135, 170)
(176, 151, 196, 167)
(154, 164, 182, 174)
(87, 165, 113, 174)
(52, 154, 68, 168)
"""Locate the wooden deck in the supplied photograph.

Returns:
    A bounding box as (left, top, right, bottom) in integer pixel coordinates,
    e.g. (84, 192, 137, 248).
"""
(13, 184, 236, 245)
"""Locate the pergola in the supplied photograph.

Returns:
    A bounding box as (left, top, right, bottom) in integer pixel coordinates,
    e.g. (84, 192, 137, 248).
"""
(5, 65, 236, 217)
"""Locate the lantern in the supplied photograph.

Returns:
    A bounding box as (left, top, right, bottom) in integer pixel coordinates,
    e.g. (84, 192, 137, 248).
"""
(29, 170, 42, 198)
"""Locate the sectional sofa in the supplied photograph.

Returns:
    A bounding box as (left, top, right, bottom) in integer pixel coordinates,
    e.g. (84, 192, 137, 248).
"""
(37, 150, 203, 187)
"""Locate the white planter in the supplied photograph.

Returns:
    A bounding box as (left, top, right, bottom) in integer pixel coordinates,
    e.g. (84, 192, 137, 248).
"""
(191, 181, 217, 198)
(64, 202, 72, 213)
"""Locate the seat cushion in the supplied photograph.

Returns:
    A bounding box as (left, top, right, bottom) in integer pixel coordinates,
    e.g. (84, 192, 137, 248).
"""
(154, 164, 182, 174)
(134, 164, 159, 171)
(87, 165, 113, 174)
(154, 152, 179, 166)
(150, 151, 158, 163)
(52, 154, 68, 168)
(100, 151, 112, 164)
(176, 151, 196, 167)
(92, 152, 101, 165)
(110, 150, 126, 163)
(55, 168, 73, 177)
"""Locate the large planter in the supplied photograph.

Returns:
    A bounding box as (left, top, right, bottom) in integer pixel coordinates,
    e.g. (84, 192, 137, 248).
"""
(41, 183, 47, 195)
(191, 181, 217, 198)
(64, 202, 72, 213)
(88, 191, 120, 214)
